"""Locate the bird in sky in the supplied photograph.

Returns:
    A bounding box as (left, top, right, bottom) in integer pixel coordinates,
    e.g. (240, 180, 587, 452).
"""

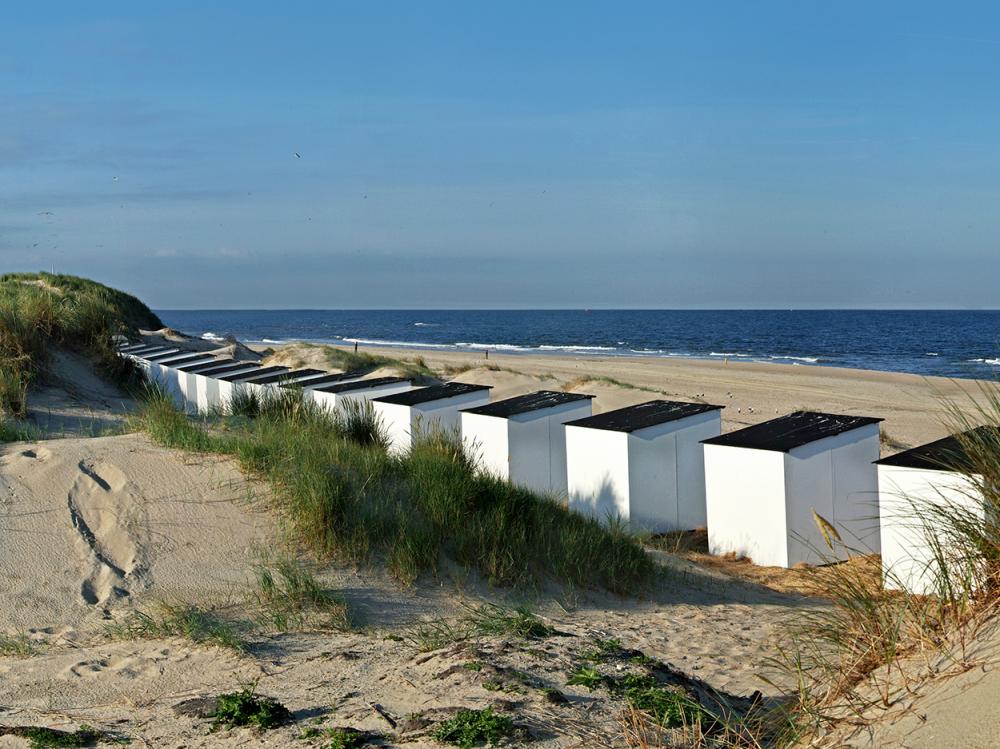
(294, 152, 301, 158)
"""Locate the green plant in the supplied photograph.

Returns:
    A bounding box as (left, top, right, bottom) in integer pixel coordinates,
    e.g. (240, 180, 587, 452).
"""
(0, 632, 41, 657)
(616, 674, 709, 729)
(567, 665, 604, 691)
(253, 558, 351, 631)
(107, 603, 248, 653)
(461, 603, 554, 639)
(0, 724, 103, 748)
(322, 727, 370, 748)
(210, 682, 291, 730)
(432, 707, 513, 748)
(136, 396, 656, 595)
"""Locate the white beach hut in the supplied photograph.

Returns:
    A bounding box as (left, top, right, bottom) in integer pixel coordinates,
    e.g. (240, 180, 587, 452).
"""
(565, 400, 724, 532)
(702, 411, 883, 568)
(307, 376, 413, 417)
(460, 390, 594, 495)
(119, 342, 156, 354)
(191, 361, 263, 414)
(125, 346, 176, 370)
(147, 352, 219, 404)
(372, 382, 493, 455)
(213, 366, 291, 412)
(876, 428, 989, 595)
(283, 372, 366, 391)
(171, 358, 233, 412)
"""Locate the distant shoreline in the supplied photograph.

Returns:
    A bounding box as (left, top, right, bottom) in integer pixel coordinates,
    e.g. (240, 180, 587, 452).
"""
(157, 308, 1000, 381)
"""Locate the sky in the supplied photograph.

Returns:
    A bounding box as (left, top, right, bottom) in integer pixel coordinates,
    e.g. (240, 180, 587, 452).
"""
(2, 2, 999, 309)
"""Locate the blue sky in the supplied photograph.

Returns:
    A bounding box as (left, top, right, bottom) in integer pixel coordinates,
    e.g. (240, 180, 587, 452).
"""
(2, 2, 999, 308)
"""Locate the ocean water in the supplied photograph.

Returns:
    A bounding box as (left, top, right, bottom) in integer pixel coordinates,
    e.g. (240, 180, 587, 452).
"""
(156, 309, 1000, 380)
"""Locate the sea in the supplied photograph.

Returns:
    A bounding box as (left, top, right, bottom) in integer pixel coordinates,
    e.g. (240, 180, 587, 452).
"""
(155, 309, 1000, 381)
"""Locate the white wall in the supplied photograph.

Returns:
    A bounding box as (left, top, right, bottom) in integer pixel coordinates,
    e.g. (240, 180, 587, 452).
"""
(566, 426, 631, 523)
(195, 365, 259, 413)
(508, 400, 593, 496)
(673, 410, 721, 529)
(376, 390, 490, 455)
(878, 465, 984, 595)
(375, 401, 413, 455)
(784, 425, 881, 565)
(462, 412, 511, 480)
(705, 444, 789, 567)
(627, 424, 679, 532)
(567, 410, 721, 533)
(308, 381, 413, 418)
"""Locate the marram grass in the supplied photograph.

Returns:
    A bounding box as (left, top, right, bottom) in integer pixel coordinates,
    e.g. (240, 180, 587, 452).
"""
(0, 273, 154, 418)
(135, 388, 656, 594)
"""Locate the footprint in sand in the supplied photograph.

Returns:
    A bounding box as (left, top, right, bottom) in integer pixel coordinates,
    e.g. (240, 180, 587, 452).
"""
(68, 461, 150, 608)
(61, 647, 182, 680)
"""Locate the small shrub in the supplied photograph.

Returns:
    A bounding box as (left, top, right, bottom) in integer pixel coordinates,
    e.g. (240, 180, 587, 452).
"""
(433, 707, 513, 748)
(210, 682, 291, 730)
(462, 603, 554, 640)
(616, 674, 709, 729)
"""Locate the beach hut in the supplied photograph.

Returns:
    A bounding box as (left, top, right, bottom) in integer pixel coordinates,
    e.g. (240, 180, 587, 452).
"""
(147, 352, 218, 403)
(565, 400, 724, 532)
(283, 372, 366, 391)
(122, 345, 172, 358)
(307, 377, 413, 416)
(191, 361, 263, 414)
(876, 428, 990, 595)
(213, 366, 290, 412)
(170, 358, 231, 411)
(460, 391, 594, 495)
(119, 342, 155, 354)
(702, 411, 883, 568)
(372, 382, 493, 455)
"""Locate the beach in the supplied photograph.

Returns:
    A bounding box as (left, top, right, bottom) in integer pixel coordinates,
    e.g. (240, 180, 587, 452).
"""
(263, 340, 986, 450)
(1, 329, 996, 747)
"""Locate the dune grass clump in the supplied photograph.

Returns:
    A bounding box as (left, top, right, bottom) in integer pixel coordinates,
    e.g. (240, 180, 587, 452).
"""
(135, 390, 656, 595)
(405, 603, 554, 652)
(0, 632, 41, 657)
(0, 273, 153, 418)
(107, 603, 248, 653)
(253, 558, 351, 631)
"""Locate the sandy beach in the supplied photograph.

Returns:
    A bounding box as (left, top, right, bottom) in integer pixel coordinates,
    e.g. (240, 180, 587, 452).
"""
(264, 340, 986, 450)
(1, 331, 996, 747)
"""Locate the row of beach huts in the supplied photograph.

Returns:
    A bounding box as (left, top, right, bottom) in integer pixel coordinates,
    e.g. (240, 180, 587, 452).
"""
(121, 342, 987, 596)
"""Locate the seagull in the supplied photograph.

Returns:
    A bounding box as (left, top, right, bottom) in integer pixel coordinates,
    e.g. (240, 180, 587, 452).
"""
(37, 211, 53, 216)
(294, 152, 301, 158)
(112, 176, 119, 182)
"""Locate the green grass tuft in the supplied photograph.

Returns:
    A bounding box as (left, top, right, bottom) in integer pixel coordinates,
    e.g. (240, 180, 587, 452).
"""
(107, 603, 248, 653)
(253, 558, 351, 631)
(0, 632, 42, 657)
